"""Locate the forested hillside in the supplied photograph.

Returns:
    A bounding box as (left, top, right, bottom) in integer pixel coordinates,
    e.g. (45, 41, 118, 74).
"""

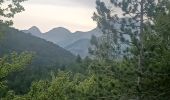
(0, 26, 75, 66)
(0, 25, 76, 94)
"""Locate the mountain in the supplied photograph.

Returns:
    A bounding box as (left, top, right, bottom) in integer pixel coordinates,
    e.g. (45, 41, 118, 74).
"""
(0, 25, 76, 93)
(22, 27, 102, 57)
(42, 27, 71, 44)
(22, 26, 42, 37)
(65, 39, 91, 58)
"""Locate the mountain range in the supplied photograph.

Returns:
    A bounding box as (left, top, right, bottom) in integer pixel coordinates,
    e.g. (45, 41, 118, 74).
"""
(22, 26, 102, 58)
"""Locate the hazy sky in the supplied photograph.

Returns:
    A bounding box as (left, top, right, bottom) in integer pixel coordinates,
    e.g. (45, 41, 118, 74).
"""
(13, 0, 97, 32)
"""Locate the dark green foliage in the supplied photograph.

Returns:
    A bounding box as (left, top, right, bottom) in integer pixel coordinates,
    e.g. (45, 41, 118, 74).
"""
(0, 52, 32, 98)
(12, 69, 121, 100)
(140, 8, 170, 99)
(76, 55, 82, 63)
(65, 57, 92, 74)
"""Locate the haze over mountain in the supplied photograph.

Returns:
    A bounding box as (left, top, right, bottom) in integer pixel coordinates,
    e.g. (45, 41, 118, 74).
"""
(22, 26, 102, 57)
(65, 39, 91, 58)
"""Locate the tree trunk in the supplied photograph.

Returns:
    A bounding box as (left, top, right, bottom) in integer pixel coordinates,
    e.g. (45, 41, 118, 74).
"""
(137, 0, 144, 100)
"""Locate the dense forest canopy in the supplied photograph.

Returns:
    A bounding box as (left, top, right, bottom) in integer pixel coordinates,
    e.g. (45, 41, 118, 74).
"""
(0, 0, 170, 100)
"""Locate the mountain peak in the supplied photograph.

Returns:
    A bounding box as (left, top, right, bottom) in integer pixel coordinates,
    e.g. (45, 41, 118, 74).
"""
(29, 26, 39, 30)
(48, 27, 71, 34)
(28, 26, 42, 34)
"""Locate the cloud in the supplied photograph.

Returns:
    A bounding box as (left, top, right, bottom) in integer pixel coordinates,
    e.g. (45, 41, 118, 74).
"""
(25, 0, 97, 8)
(13, 4, 97, 32)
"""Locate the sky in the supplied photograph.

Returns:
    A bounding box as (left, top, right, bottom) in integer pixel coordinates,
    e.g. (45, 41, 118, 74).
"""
(13, 0, 97, 32)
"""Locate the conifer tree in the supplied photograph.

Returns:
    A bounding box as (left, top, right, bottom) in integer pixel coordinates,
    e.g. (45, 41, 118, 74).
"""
(92, 0, 169, 99)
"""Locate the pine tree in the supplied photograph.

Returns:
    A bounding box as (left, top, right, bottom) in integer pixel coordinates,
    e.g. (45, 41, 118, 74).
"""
(92, 0, 169, 99)
(141, 4, 170, 99)
(76, 55, 82, 63)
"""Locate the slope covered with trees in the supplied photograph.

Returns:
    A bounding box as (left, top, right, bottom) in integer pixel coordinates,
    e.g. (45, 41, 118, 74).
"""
(0, 26, 76, 66)
(0, 25, 76, 94)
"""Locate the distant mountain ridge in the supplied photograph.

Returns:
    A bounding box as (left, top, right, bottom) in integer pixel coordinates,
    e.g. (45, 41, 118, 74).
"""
(22, 26, 102, 58)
